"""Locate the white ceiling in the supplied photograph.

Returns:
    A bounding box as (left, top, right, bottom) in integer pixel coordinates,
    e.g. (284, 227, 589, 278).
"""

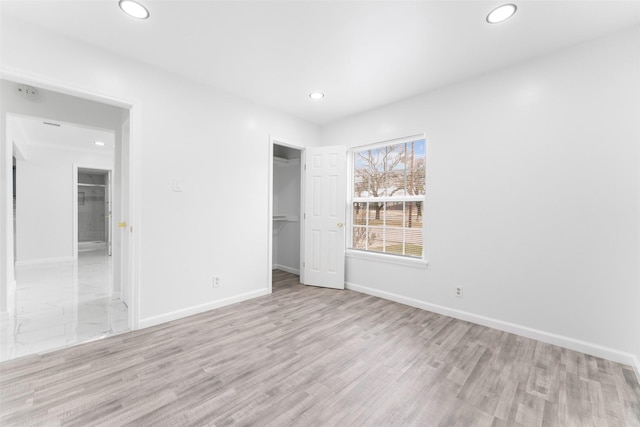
(9, 115, 116, 152)
(3, 1, 640, 125)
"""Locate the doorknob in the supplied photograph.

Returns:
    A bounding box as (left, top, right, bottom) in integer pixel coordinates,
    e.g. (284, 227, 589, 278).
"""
(118, 221, 127, 228)
(337, 222, 344, 228)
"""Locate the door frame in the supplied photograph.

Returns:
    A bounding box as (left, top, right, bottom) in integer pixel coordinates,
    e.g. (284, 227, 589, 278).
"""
(0, 70, 141, 330)
(268, 136, 305, 293)
(73, 165, 112, 259)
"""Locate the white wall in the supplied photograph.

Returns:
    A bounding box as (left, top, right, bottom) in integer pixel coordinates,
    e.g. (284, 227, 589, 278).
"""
(321, 27, 640, 364)
(273, 158, 301, 273)
(15, 146, 113, 262)
(1, 18, 319, 325)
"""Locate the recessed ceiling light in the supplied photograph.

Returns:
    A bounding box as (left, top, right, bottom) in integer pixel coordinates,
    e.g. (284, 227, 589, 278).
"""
(95, 141, 105, 146)
(309, 92, 325, 100)
(119, 0, 150, 19)
(486, 4, 517, 24)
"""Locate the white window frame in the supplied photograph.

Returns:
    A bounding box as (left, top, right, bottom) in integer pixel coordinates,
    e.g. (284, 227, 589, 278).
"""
(346, 134, 428, 268)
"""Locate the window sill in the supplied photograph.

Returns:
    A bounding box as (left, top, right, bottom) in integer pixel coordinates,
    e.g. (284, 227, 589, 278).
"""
(346, 249, 429, 269)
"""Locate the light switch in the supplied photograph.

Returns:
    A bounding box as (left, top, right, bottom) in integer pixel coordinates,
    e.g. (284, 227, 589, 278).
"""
(173, 179, 184, 192)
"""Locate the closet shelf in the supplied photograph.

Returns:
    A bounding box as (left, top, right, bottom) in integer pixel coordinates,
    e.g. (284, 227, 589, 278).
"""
(272, 215, 299, 222)
(274, 156, 301, 165)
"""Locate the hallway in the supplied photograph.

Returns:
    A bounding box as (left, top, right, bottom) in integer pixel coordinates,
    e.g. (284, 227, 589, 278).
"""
(0, 242, 128, 362)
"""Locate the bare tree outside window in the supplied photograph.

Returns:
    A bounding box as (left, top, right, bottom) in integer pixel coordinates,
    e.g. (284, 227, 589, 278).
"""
(351, 139, 426, 258)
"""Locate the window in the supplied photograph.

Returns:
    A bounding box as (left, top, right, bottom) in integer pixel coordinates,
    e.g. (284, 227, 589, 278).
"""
(349, 136, 426, 260)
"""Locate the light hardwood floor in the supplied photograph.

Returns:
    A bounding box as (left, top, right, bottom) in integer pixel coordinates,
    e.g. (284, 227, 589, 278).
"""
(1, 270, 639, 426)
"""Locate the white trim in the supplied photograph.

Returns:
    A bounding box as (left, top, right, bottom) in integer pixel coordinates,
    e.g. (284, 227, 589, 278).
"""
(346, 249, 428, 268)
(268, 138, 274, 294)
(353, 195, 425, 203)
(123, 114, 140, 331)
(4, 280, 16, 317)
(346, 281, 639, 368)
(15, 256, 76, 266)
(2, 101, 16, 309)
(633, 356, 640, 384)
(138, 288, 269, 329)
(351, 133, 425, 151)
(273, 264, 300, 275)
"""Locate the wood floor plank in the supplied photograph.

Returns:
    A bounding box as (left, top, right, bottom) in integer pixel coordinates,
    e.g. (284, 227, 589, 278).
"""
(1, 270, 639, 426)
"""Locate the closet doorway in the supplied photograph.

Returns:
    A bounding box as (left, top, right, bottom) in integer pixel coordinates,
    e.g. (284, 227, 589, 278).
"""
(270, 141, 304, 291)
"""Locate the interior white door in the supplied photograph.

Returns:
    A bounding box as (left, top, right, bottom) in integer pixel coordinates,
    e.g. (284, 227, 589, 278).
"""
(303, 146, 346, 289)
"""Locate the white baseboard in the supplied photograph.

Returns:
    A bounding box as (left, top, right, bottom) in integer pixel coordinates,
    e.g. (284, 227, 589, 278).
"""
(138, 288, 270, 329)
(15, 256, 76, 266)
(346, 282, 638, 368)
(5, 280, 16, 315)
(273, 264, 300, 275)
(633, 356, 640, 384)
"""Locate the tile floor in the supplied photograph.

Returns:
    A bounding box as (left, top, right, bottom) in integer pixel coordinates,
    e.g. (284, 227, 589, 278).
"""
(0, 242, 129, 362)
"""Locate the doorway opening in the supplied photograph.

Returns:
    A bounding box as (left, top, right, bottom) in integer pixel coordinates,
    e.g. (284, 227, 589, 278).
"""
(76, 167, 112, 257)
(270, 141, 304, 293)
(1, 78, 136, 361)
(268, 141, 348, 292)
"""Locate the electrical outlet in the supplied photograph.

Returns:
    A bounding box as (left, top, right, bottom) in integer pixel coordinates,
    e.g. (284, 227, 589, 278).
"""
(213, 276, 221, 288)
(455, 287, 463, 298)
